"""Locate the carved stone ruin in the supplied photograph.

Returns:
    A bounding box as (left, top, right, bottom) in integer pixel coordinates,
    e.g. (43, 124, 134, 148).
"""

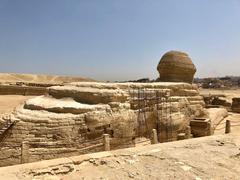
(157, 51, 196, 83)
(232, 98, 240, 113)
(0, 51, 210, 167)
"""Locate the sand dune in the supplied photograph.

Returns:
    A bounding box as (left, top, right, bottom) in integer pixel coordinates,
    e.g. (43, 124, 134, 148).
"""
(0, 73, 95, 83)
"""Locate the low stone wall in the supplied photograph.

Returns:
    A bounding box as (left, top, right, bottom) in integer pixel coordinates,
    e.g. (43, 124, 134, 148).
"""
(0, 134, 239, 180)
(232, 98, 240, 113)
(0, 85, 48, 96)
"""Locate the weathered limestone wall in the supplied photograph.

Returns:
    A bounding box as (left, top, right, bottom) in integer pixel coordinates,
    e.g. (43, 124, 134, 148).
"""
(0, 82, 205, 167)
(232, 98, 240, 113)
(0, 85, 48, 96)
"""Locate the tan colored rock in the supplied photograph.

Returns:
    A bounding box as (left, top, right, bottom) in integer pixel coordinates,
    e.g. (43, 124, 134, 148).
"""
(157, 51, 196, 83)
(70, 81, 199, 91)
(232, 98, 240, 113)
(0, 82, 206, 167)
(24, 95, 110, 114)
(207, 108, 228, 129)
(49, 86, 129, 104)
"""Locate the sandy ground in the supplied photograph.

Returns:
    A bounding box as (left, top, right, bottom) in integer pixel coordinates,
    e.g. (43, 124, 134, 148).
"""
(200, 88, 240, 103)
(0, 95, 35, 115)
(214, 112, 240, 135)
(0, 73, 94, 83)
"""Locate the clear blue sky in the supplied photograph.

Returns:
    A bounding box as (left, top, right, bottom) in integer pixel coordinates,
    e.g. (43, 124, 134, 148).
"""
(0, 0, 240, 81)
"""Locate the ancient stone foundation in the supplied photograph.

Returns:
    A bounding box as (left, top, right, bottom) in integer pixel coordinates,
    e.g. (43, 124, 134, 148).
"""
(0, 85, 48, 96)
(0, 82, 205, 167)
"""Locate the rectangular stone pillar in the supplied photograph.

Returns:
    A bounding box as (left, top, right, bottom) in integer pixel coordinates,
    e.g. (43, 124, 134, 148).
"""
(185, 126, 191, 139)
(225, 120, 231, 134)
(21, 141, 29, 164)
(103, 134, 110, 151)
(151, 129, 158, 144)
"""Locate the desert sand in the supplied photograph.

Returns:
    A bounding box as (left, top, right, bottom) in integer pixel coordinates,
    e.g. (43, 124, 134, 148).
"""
(0, 73, 95, 83)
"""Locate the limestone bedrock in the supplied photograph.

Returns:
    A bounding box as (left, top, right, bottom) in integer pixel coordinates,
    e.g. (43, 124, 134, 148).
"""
(157, 51, 197, 83)
(0, 82, 205, 167)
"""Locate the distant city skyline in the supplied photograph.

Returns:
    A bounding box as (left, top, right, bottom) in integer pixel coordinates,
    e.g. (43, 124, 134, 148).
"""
(0, 0, 240, 81)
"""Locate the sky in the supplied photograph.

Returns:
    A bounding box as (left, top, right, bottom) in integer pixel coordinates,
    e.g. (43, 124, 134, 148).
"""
(0, 0, 240, 81)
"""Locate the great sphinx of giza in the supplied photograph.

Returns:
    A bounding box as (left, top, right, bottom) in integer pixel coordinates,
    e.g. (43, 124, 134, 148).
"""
(0, 51, 207, 167)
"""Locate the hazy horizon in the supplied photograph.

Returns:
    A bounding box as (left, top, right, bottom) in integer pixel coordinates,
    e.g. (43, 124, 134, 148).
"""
(1, 0, 240, 81)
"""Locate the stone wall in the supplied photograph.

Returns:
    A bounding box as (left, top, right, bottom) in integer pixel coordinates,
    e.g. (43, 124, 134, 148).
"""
(232, 98, 240, 113)
(0, 82, 205, 167)
(0, 85, 48, 96)
(0, 134, 239, 180)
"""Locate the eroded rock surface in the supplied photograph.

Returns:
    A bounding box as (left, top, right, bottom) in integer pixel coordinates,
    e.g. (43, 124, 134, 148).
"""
(232, 98, 240, 113)
(157, 51, 196, 83)
(0, 82, 205, 167)
(0, 134, 239, 180)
